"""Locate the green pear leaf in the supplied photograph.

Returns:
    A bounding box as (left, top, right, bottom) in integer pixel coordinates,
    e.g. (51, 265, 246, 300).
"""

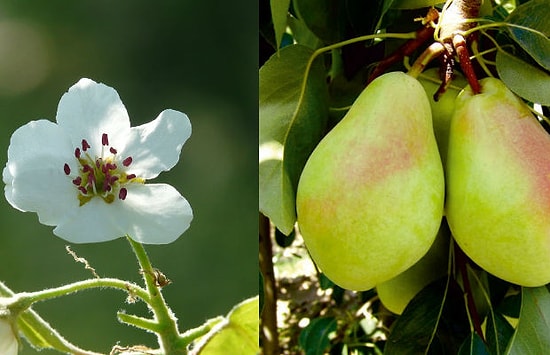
(192, 296, 259, 355)
(293, 0, 342, 44)
(505, 0, 550, 71)
(298, 317, 337, 355)
(486, 312, 514, 355)
(270, 0, 291, 50)
(458, 333, 490, 355)
(259, 44, 328, 234)
(505, 287, 550, 354)
(496, 50, 550, 105)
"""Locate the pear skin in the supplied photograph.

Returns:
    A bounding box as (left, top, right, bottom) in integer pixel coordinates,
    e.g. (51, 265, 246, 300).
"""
(446, 77, 550, 286)
(377, 220, 450, 314)
(296, 72, 445, 291)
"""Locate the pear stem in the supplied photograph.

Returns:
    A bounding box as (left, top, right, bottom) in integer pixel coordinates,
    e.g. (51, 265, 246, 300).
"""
(454, 243, 485, 343)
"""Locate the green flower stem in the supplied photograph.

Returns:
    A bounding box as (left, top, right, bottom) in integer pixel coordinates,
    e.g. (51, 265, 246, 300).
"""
(118, 311, 162, 332)
(177, 316, 224, 349)
(126, 236, 185, 354)
(4, 278, 149, 315)
(0, 281, 103, 355)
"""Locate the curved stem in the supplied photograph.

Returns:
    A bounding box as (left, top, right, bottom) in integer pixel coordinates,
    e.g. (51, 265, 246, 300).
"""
(4, 278, 148, 314)
(126, 236, 185, 354)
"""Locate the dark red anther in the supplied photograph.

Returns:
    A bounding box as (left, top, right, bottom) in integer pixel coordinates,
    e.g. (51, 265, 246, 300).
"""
(102, 133, 109, 146)
(72, 177, 82, 185)
(81, 139, 90, 151)
(126, 174, 136, 180)
(75, 148, 81, 159)
(119, 188, 128, 200)
(106, 163, 117, 170)
(110, 147, 117, 154)
(110, 176, 119, 184)
(82, 164, 92, 173)
(64, 163, 71, 175)
(103, 178, 111, 192)
(78, 186, 88, 195)
(123, 157, 132, 167)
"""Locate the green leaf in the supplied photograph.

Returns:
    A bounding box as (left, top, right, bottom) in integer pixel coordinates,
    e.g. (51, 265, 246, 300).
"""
(293, 0, 342, 44)
(458, 333, 490, 355)
(298, 317, 337, 355)
(505, 287, 550, 354)
(259, 44, 329, 234)
(496, 50, 550, 105)
(506, 0, 550, 71)
(384, 278, 469, 354)
(270, 0, 291, 50)
(193, 296, 259, 355)
(486, 312, 514, 355)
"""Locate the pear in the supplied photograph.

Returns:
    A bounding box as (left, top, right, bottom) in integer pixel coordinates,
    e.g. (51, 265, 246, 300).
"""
(446, 77, 550, 286)
(377, 220, 450, 314)
(296, 71, 445, 291)
(418, 68, 468, 166)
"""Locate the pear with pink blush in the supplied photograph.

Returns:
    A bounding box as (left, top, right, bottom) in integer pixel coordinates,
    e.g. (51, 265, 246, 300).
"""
(296, 72, 445, 291)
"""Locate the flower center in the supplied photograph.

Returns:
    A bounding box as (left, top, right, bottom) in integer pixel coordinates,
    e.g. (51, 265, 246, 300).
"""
(63, 133, 144, 206)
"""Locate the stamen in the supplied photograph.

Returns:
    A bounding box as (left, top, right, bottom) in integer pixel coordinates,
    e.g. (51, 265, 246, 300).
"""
(102, 133, 109, 146)
(126, 174, 136, 180)
(64, 164, 71, 175)
(110, 147, 117, 154)
(75, 148, 81, 159)
(81, 139, 90, 151)
(119, 188, 128, 200)
(123, 157, 133, 167)
(72, 177, 82, 185)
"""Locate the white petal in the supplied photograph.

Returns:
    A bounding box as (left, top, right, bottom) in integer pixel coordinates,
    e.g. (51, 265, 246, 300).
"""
(119, 183, 193, 244)
(120, 109, 191, 179)
(53, 183, 192, 244)
(56, 78, 131, 155)
(53, 198, 125, 243)
(0, 319, 18, 355)
(3, 120, 79, 225)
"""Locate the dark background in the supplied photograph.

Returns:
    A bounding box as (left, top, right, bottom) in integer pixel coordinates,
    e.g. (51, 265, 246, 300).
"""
(0, 1, 257, 353)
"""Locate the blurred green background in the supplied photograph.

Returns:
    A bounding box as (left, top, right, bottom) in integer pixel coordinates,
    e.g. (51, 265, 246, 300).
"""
(0, 1, 257, 353)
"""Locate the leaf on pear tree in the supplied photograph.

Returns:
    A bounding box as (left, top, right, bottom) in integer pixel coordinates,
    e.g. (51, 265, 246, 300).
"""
(505, 287, 550, 354)
(298, 317, 337, 355)
(384, 278, 470, 354)
(259, 44, 329, 235)
(505, 0, 550, 71)
(191, 296, 259, 355)
(270, 0, 291, 50)
(486, 312, 515, 355)
(458, 332, 490, 355)
(292, 0, 342, 44)
(496, 50, 550, 105)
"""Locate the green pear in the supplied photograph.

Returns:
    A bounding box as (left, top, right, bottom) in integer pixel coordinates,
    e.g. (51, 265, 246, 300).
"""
(296, 71, 445, 291)
(418, 68, 468, 166)
(446, 77, 550, 286)
(376, 220, 450, 314)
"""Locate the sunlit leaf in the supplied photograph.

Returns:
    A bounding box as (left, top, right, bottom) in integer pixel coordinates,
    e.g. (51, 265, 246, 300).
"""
(506, 0, 550, 70)
(496, 50, 550, 105)
(505, 287, 550, 354)
(259, 44, 329, 234)
(298, 317, 337, 355)
(270, 0, 291, 50)
(193, 296, 259, 355)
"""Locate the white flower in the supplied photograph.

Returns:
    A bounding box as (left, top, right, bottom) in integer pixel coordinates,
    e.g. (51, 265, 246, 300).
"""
(3, 78, 193, 244)
(0, 318, 18, 355)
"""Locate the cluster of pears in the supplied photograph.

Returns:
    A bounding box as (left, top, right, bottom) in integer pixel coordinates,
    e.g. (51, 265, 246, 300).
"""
(296, 69, 550, 308)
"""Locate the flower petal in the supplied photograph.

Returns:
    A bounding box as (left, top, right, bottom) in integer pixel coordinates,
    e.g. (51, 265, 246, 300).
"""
(0, 319, 18, 355)
(56, 78, 131, 155)
(3, 120, 78, 225)
(116, 183, 193, 244)
(53, 183, 192, 244)
(120, 109, 191, 179)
